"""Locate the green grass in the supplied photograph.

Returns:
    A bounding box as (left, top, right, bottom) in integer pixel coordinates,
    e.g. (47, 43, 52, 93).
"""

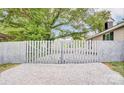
(0, 63, 20, 73)
(104, 62, 124, 77)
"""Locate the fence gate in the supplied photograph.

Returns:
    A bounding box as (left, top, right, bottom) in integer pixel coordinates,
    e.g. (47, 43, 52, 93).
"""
(26, 41, 61, 64)
(26, 40, 100, 64)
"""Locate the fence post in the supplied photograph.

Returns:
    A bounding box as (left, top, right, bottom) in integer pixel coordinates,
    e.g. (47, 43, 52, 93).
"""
(0, 42, 3, 64)
(60, 41, 64, 64)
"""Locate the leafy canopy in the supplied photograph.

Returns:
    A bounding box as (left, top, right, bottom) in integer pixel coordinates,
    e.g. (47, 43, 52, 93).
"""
(0, 8, 111, 40)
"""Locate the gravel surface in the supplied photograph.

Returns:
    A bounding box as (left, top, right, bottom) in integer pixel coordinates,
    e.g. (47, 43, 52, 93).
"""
(0, 63, 124, 85)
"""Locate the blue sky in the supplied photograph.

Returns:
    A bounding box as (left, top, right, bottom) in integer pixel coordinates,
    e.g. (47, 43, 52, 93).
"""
(97, 8, 124, 24)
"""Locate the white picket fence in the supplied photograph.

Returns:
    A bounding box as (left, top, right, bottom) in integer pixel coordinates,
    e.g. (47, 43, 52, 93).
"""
(0, 40, 124, 64)
(26, 40, 101, 64)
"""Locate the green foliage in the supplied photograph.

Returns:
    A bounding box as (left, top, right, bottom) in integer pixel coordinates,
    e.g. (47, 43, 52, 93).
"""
(0, 8, 111, 41)
(85, 10, 111, 32)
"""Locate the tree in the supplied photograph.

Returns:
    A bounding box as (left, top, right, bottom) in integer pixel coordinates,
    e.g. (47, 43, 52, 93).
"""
(85, 10, 111, 33)
(0, 8, 111, 40)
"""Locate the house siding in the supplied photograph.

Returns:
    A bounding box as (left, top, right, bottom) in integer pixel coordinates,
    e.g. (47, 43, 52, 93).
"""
(114, 27, 124, 40)
(90, 26, 124, 41)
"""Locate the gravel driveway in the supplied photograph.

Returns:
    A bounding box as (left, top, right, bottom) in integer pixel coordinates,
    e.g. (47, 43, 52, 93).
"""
(0, 63, 124, 85)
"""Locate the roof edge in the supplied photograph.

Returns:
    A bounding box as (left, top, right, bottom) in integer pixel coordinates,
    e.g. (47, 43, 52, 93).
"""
(87, 22, 124, 40)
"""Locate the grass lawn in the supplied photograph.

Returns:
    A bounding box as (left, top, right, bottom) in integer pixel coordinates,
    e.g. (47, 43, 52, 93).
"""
(0, 63, 20, 73)
(104, 62, 124, 77)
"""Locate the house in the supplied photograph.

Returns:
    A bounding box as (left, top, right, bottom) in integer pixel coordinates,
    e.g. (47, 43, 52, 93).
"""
(87, 19, 124, 41)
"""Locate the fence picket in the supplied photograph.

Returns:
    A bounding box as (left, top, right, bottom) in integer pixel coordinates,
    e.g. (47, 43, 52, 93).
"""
(95, 41, 97, 62)
(42, 40, 44, 63)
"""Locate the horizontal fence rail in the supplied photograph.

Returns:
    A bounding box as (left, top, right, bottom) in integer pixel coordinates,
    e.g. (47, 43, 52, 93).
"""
(0, 41, 124, 64)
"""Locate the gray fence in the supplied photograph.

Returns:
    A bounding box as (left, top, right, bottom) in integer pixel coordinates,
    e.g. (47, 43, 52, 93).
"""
(0, 41, 124, 64)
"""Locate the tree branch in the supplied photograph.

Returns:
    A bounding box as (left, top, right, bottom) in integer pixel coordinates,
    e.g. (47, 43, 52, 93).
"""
(50, 9, 62, 27)
(51, 22, 69, 28)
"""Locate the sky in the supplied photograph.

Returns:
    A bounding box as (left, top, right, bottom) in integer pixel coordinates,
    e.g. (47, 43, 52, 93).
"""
(109, 8, 124, 23)
(86, 8, 124, 36)
(98, 8, 124, 24)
